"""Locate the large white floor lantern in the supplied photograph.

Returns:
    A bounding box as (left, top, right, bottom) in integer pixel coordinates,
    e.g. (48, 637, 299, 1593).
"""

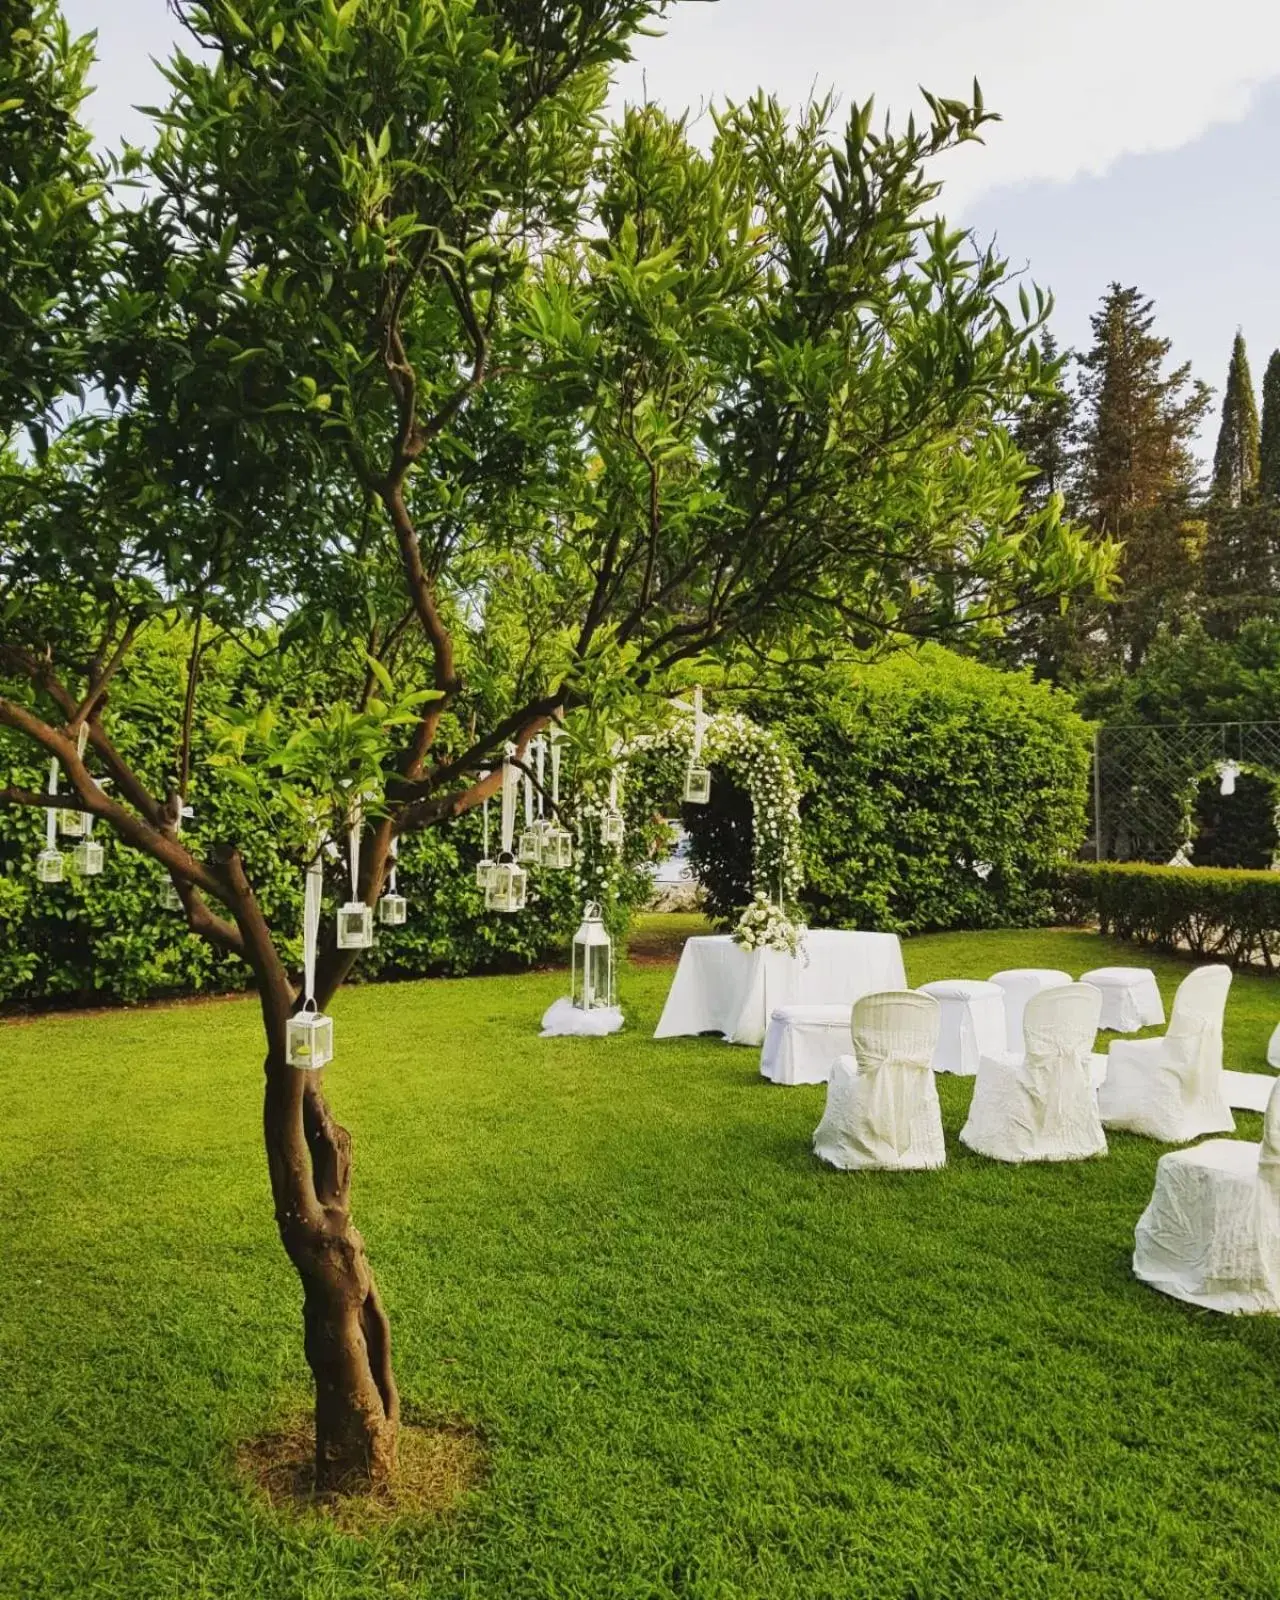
(288, 855, 334, 1069)
(571, 901, 614, 1011)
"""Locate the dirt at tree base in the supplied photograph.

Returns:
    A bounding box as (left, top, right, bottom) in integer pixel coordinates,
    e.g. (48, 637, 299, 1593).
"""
(236, 1411, 485, 1533)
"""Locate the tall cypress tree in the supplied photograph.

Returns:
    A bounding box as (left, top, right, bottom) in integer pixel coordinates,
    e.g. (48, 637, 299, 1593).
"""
(1211, 331, 1260, 505)
(1259, 349, 1280, 500)
(1205, 334, 1277, 632)
(1076, 284, 1210, 667)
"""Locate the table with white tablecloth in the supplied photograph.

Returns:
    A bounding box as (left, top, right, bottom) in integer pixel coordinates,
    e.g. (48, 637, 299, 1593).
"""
(653, 930, 908, 1047)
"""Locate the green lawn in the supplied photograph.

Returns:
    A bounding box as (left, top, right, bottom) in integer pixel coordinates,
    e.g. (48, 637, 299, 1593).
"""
(4, 921, 1280, 1599)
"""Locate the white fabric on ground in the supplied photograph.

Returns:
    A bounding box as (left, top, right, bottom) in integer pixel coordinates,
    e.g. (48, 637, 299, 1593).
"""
(1097, 964, 1235, 1142)
(539, 996, 624, 1037)
(917, 979, 1006, 1077)
(1079, 966, 1165, 1033)
(812, 991, 944, 1171)
(1133, 1076, 1280, 1314)
(1224, 1071, 1280, 1113)
(989, 968, 1074, 1052)
(960, 983, 1106, 1164)
(654, 931, 907, 1047)
(760, 1005, 852, 1085)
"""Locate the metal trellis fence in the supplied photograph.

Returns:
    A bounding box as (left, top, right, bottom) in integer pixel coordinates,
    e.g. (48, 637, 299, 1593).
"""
(1091, 722, 1280, 864)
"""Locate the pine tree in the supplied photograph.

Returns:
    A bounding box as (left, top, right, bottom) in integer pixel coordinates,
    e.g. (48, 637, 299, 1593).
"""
(1259, 349, 1280, 500)
(1076, 284, 1210, 667)
(1211, 331, 1260, 505)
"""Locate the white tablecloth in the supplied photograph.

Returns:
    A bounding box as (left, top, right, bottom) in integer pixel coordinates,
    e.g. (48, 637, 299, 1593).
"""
(654, 931, 907, 1047)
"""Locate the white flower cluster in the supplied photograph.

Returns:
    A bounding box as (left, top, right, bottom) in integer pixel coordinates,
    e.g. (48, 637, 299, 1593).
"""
(733, 891, 805, 957)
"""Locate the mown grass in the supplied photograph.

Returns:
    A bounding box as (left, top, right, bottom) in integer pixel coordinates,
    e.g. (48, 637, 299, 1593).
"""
(3, 921, 1280, 1598)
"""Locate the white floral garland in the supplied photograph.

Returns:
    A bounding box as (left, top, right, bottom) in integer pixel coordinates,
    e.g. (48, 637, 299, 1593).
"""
(618, 705, 804, 904)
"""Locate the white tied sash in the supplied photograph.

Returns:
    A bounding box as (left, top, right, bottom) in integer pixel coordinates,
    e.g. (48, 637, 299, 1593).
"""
(859, 1044, 931, 1155)
(1024, 1032, 1090, 1136)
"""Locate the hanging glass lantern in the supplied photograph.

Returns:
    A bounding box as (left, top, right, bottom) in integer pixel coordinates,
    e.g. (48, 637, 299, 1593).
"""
(36, 848, 64, 884)
(337, 900, 374, 949)
(58, 807, 88, 838)
(160, 878, 183, 911)
(683, 764, 711, 805)
(378, 892, 407, 926)
(475, 857, 497, 891)
(486, 853, 527, 913)
(73, 838, 105, 876)
(601, 808, 625, 847)
(571, 902, 614, 1010)
(517, 824, 544, 865)
(287, 1002, 334, 1070)
(1218, 759, 1240, 797)
(540, 826, 573, 869)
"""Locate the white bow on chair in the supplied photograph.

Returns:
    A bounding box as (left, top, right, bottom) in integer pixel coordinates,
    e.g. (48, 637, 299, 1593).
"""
(860, 1047, 932, 1155)
(1025, 1035, 1089, 1137)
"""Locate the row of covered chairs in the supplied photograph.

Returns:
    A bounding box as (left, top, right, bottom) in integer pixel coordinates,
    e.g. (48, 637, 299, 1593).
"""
(812, 968, 1280, 1314)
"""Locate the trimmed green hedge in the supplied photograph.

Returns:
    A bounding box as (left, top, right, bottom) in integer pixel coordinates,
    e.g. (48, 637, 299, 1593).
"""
(687, 647, 1092, 934)
(1059, 861, 1280, 970)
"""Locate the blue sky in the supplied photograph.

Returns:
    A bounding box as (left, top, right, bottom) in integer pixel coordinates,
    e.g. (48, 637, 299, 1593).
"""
(66, 0, 1280, 464)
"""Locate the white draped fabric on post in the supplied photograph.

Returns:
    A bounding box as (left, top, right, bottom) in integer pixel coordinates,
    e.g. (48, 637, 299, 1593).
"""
(1079, 966, 1164, 1033)
(1133, 1076, 1280, 1315)
(812, 991, 944, 1172)
(760, 1004, 851, 1085)
(917, 979, 1006, 1077)
(1097, 964, 1235, 1142)
(960, 983, 1106, 1164)
(989, 968, 1073, 1052)
(655, 930, 906, 1047)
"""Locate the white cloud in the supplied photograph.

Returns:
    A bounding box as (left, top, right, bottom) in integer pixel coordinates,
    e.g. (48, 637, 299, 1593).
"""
(614, 0, 1280, 208)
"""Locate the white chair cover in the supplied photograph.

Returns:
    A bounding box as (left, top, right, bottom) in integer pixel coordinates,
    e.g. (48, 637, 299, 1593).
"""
(1132, 1076, 1280, 1314)
(1268, 1023, 1280, 1071)
(1097, 964, 1235, 1142)
(812, 991, 944, 1172)
(1078, 966, 1165, 1033)
(989, 968, 1073, 1052)
(917, 979, 1006, 1077)
(760, 1005, 851, 1085)
(959, 983, 1106, 1163)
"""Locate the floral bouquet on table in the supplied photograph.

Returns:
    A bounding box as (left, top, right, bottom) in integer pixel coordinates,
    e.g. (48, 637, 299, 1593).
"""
(732, 892, 806, 960)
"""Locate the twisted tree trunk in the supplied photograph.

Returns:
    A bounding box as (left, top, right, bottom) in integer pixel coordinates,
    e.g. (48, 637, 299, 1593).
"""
(255, 923, 400, 1491)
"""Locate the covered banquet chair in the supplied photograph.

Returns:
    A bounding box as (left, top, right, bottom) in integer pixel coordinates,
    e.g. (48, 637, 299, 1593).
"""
(1096, 964, 1234, 1143)
(1133, 1075, 1280, 1314)
(959, 983, 1106, 1163)
(812, 991, 943, 1172)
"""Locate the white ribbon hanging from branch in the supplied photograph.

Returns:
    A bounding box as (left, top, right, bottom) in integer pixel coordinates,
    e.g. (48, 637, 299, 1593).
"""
(535, 736, 546, 820)
(550, 732, 563, 810)
(348, 794, 363, 902)
(692, 685, 706, 762)
(523, 756, 534, 829)
(388, 834, 398, 896)
(74, 725, 91, 832)
(302, 854, 322, 1011)
(482, 778, 491, 859)
(501, 746, 518, 854)
(45, 758, 58, 850)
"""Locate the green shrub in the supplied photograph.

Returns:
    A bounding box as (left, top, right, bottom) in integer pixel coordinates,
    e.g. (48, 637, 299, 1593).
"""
(686, 647, 1092, 933)
(1057, 861, 1280, 970)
